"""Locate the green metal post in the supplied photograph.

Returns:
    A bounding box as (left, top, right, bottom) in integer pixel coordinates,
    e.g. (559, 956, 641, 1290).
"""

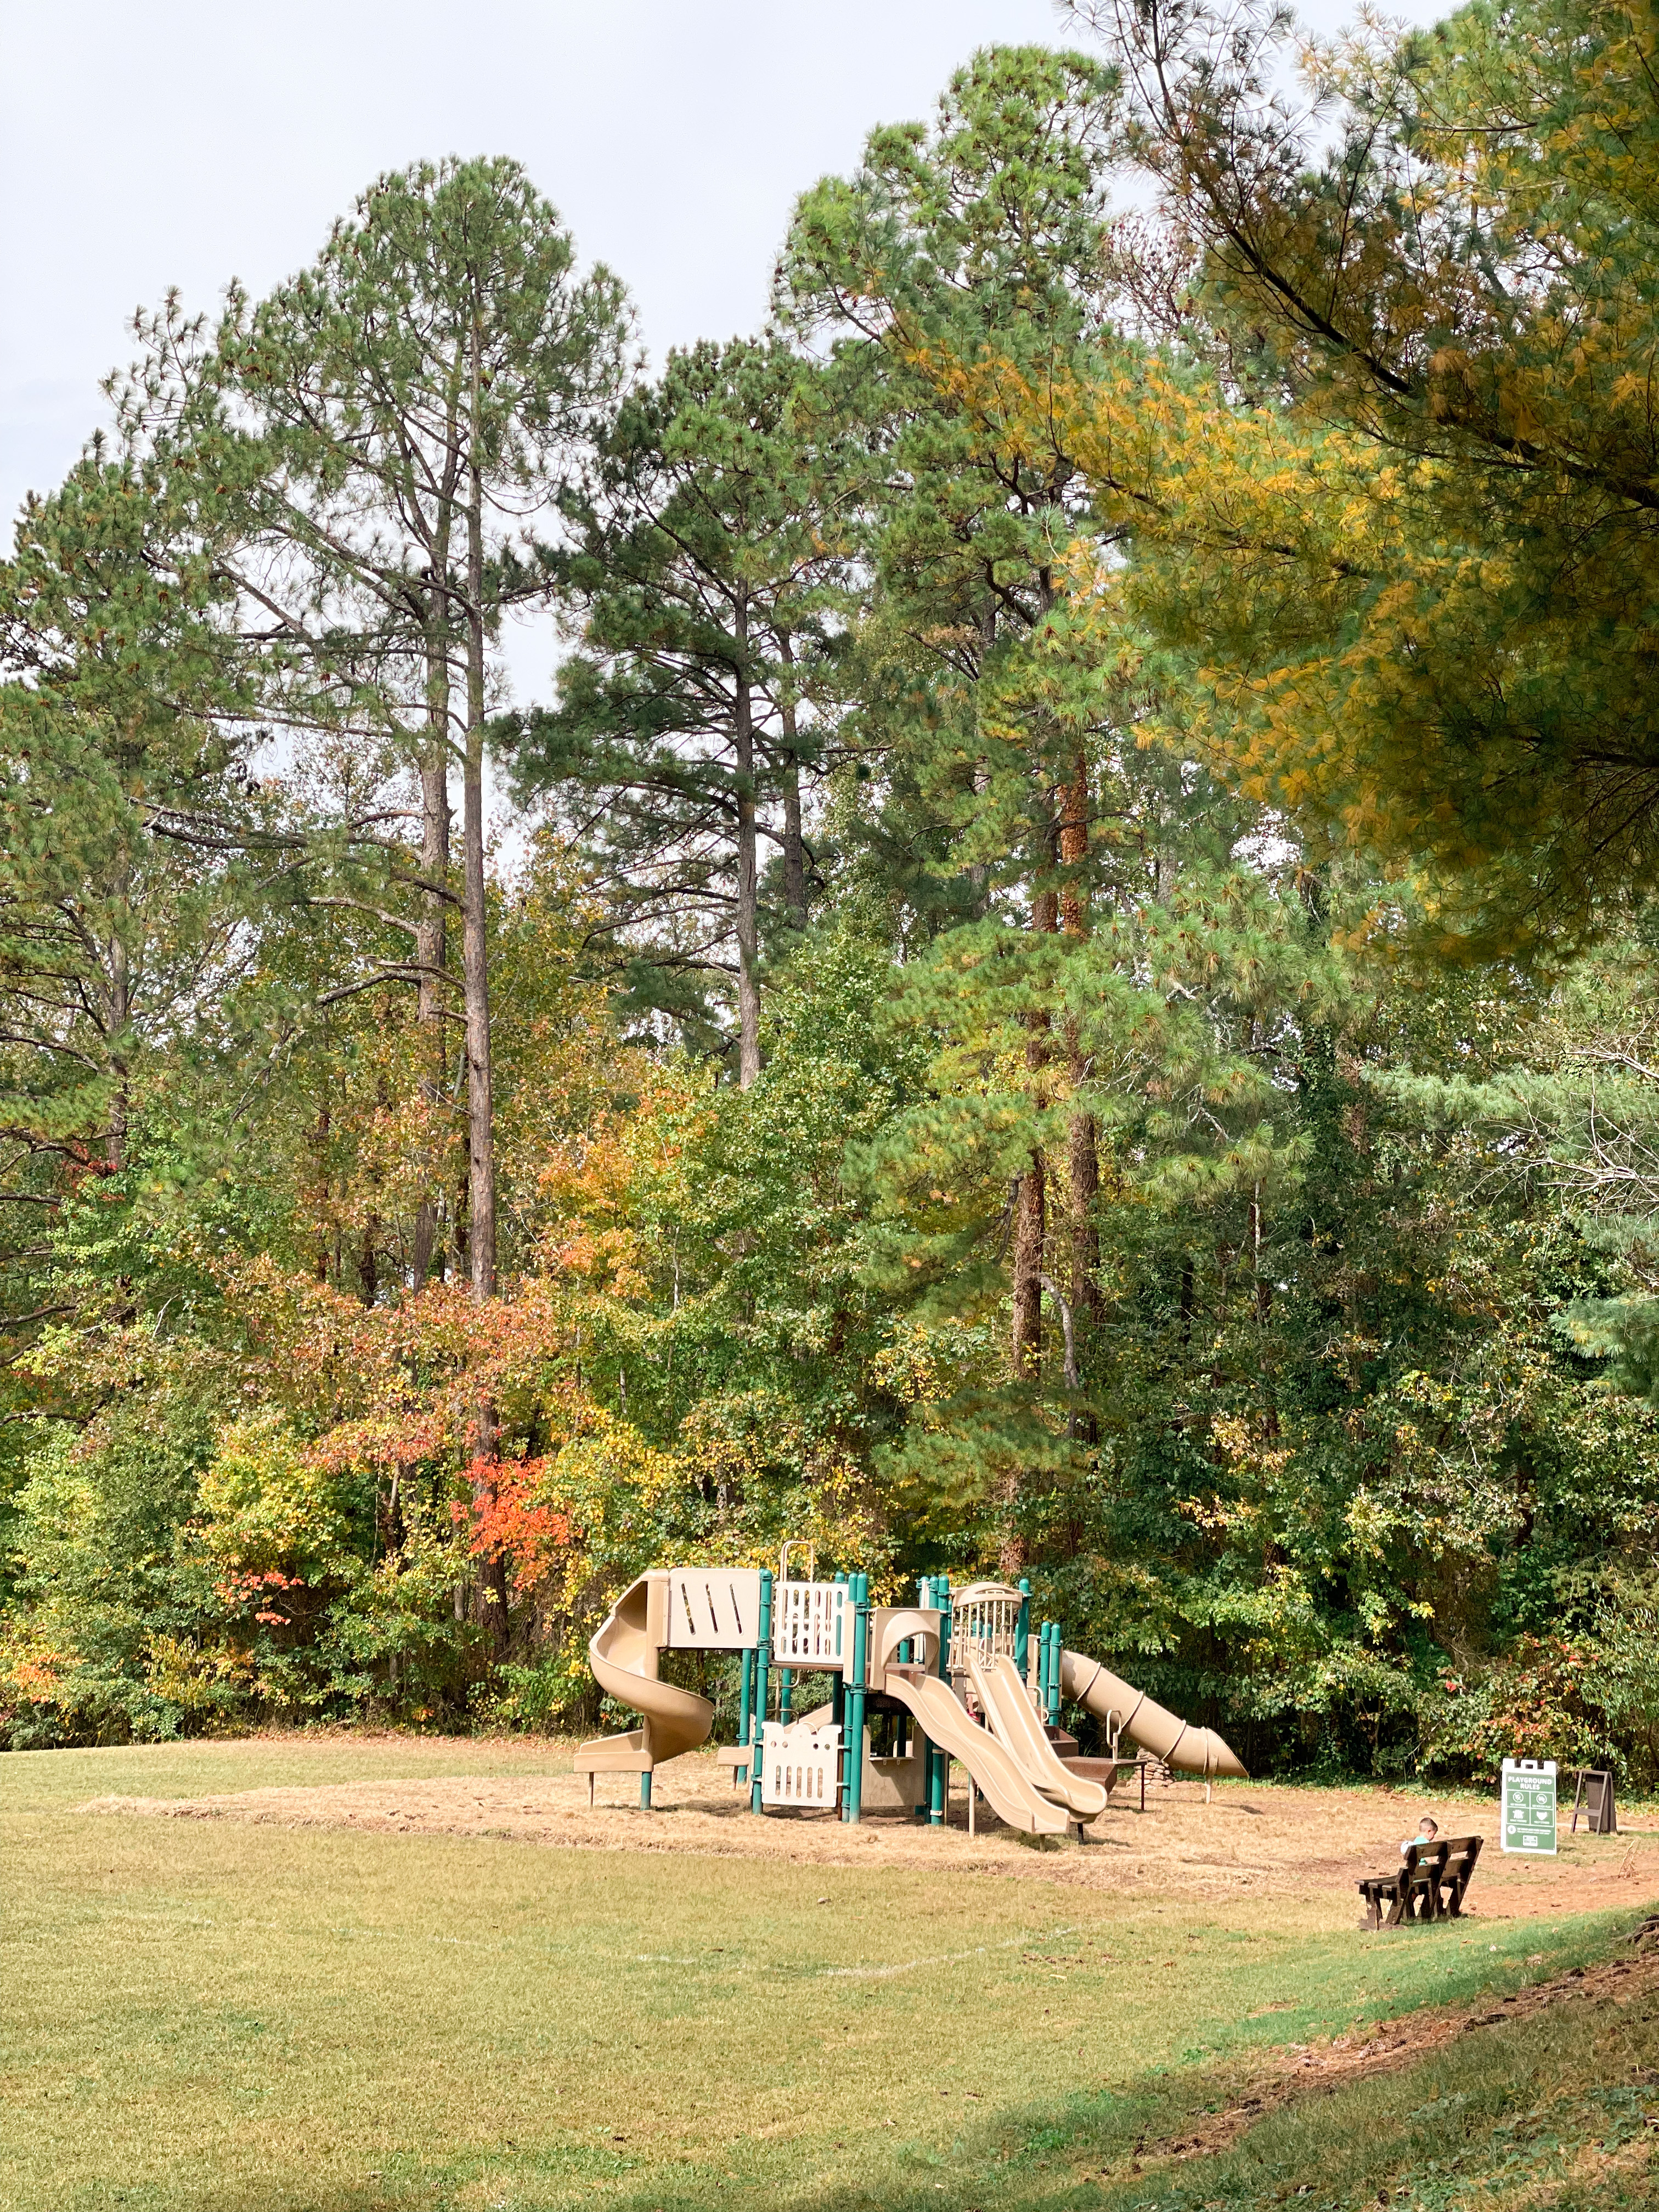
(927, 1573, 947, 1826)
(736, 1646, 754, 1784)
(912, 1575, 932, 1820)
(1046, 1622, 1062, 1724)
(750, 1570, 773, 1815)
(831, 1573, 847, 1763)
(640, 1769, 652, 1810)
(840, 1576, 855, 1823)
(849, 1583, 862, 1822)
(1015, 1578, 1031, 1678)
(780, 1668, 793, 1723)
(844, 1572, 868, 1824)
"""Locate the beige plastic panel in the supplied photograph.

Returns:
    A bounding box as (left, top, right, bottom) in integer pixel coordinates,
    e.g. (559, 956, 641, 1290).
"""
(761, 1719, 842, 1808)
(771, 1580, 848, 1667)
(665, 1567, 766, 1650)
(870, 1606, 941, 1683)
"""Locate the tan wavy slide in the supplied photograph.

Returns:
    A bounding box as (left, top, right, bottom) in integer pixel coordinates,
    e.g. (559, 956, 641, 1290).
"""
(970, 1654, 1109, 1820)
(577, 1574, 713, 1783)
(1061, 1649, 1247, 1778)
(882, 1667, 1069, 1836)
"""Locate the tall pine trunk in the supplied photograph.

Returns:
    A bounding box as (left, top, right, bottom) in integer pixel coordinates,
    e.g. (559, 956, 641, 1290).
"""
(463, 317, 508, 1656)
(1002, 797, 1060, 1579)
(778, 631, 808, 932)
(1060, 741, 1101, 1435)
(104, 795, 134, 1171)
(733, 591, 761, 1087)
(105, 922, 129, 1173)
(1012, 882, 1057, 1380)
(412, 608, 452, 1288)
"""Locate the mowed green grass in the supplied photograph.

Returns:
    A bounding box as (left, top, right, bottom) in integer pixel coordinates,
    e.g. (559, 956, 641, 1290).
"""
(0, 1738, 1643, 2212)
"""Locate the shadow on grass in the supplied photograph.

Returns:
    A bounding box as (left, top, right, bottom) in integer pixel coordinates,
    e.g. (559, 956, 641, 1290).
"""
(70, 1913, 1659, 2212)
(615, 1910, 1659, 2212)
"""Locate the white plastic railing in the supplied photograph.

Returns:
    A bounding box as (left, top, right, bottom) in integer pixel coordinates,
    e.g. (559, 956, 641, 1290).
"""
(947, 1581, 1024, 1674)
(771, 1580, 848, 1667)
(761, 1720, 841, 1808)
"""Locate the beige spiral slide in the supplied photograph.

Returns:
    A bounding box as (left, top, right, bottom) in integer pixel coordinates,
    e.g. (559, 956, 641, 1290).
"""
(576, 1574, 714, 1794)
(1060, 1649, 1247, 1779)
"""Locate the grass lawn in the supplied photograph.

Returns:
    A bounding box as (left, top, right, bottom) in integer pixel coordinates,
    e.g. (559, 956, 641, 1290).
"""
(2, 1736, 1655, 2211)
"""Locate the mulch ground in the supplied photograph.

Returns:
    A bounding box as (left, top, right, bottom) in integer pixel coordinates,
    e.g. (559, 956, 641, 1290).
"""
(77, 1747, 1659, 1920)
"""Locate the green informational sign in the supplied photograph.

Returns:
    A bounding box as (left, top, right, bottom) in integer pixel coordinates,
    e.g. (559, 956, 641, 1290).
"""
(1501, 1757, 1558, 1855)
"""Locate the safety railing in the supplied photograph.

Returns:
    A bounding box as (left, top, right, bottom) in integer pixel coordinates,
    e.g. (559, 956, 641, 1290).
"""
(946, 1580, 1024, 1674)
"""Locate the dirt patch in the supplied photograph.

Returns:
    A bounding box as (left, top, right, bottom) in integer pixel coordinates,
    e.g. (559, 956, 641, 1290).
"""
(76, 1752, 1659, 1918)
(1139, 1914, 1659, 2169)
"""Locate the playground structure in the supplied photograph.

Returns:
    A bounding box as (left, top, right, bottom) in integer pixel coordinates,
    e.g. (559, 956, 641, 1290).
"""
(576, 1560, 1246, 1829)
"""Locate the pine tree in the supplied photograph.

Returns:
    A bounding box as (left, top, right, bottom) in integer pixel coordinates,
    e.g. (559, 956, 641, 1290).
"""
(172, 157, 632, 1651)
(778, 44, 1122, 1457)
(511, 338, 859, 1084)
(207, 157, 630, 1299)
(1068, 0, 1659, 952)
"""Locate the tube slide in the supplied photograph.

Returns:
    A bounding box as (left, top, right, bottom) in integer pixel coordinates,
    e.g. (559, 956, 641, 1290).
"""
(1061, 1650, 1246, 1779)
(970, 1655, 1108, 1820)
(582, 1574, 713, 1768)
(883, 1668, 1069, 1836)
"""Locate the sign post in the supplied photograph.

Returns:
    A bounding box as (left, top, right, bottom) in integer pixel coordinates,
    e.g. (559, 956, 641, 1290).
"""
(1500, 1757, 1558, 1855)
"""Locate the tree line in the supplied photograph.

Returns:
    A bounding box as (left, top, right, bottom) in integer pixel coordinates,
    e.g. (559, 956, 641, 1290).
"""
(6, 0, 1659, 1782)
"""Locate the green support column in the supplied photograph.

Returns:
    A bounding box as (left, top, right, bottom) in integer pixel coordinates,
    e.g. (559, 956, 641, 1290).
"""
(831, 1571, 848, 1728)
(640, 1770, 652, 1810)
(844, 1572, 868, 1824)
(928, 1573, 947, 1826)
(912, 1575, 933, 1820)
(750, 1570, 773, 1815)
(1015, 1579, 1031, 1679)
(736, 1646, 754, 1784)
(780, 1668, 793, 1723)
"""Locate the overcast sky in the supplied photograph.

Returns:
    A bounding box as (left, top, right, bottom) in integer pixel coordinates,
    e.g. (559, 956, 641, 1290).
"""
(3, 0, 1448, 551)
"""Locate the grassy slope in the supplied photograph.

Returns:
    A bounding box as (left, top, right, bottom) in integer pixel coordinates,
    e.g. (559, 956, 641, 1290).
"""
(1058, 1972, 1659, 2210)
(0, 1739, 1650, 2211)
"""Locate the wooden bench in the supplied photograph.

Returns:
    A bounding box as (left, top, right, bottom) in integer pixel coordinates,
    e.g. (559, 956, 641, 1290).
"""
(1358, 1835, 1483, 1929)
